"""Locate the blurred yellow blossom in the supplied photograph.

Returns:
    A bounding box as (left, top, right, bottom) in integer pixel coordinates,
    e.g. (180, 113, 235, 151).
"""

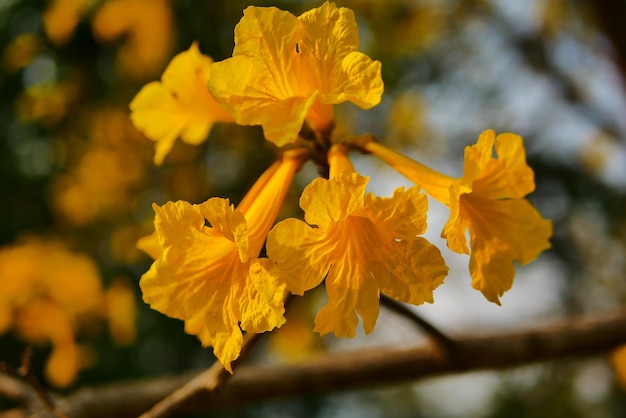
(0, 238, 129, 387)
(131, 42, 235, 165)
(16, 81, 80, 125)
(3, 33, 42, 72)
(105, 277, 137, 346)
(48, 107, 149, 225)
(267, 145, 447, 337)
(385, 91, 433, 149)
(612, 345, 626, 389)
(140, 150, 308, 371)
(208, 1, 383, 146)
(267, 293, 324, 363)
(91, 0, 174, 78)
(43, 0, 93, 46)
(52, 147, 144, 225)
(360, 130, 553, 304)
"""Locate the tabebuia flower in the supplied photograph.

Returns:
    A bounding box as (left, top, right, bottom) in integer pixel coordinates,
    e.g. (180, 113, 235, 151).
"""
(267, 145, 448, 337)
(0, 238, 136, 387)
(139, 150, 308, 371)
(130, 42, 234, 165)
(208, 1, 384, 146)
(360, 130, 553, 304)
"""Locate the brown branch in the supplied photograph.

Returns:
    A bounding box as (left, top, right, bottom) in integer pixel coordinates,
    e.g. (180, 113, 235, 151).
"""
(0, 349, 67, 418)
(33, 309, 626, 418)
(138, 293, 293, 418)
(139, 331, 263, 418)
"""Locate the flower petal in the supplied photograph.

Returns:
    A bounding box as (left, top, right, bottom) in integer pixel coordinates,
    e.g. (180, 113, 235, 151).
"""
(464, 196, 553, 303)
(441, 182, 471, 255)
(239, 259, 287, 333)
(363, 185, 428, 239)
(301, 174, 367, 228)
(377, 238, 448, 305)
(319, 51, 383, 109)
(208, 55, 317, 146)
(299, 3, 383, 108)
(465, 130, 535, 199)
(267, 218, 330, 295)
(314, 256, 379, 338)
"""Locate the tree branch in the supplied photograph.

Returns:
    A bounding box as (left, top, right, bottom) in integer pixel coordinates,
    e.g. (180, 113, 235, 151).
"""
(139, 331, 264, 418)
(5, 309, 626, 418)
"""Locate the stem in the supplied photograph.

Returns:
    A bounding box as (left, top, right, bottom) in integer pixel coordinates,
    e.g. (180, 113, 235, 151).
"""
(379, 295, 456, 358)
(349, 135, 455, 205)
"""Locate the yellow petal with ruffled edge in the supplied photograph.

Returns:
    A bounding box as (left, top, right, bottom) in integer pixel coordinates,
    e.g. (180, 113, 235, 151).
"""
(266, 219, 328, 295)
(301, 174, 367, 228)
(208, 2, 383, 146)
(463, 197, 552, 304)
(268, 172, 447, 338)
(464, 130, 536, 199)
(130, 42, 234, 165)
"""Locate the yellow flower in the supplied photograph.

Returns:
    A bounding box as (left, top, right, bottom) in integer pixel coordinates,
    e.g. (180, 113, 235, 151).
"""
(105, 277, 137, 346)
(612, 345, 626, 389)
(139, 150, 307, 371)
(15, 301, 80, 387)
(130, 42, 234, 165)
(208, 1, 383, 146)
(3, 33, 42, 72)
(43, 0, 92, 46)
(267, 145, 447, 337)
(360, 130, 553, 304)
(91, 0, 174, 78)
(0, 238, 117, 387)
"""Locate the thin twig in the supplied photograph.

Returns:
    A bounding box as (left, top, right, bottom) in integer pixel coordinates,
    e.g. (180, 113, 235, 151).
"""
(0, 349, 67, 418)
(380, 295, 457, 356)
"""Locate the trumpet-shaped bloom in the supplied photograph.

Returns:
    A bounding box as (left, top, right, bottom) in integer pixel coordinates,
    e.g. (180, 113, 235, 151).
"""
(139, 151, 306, 371)
(267, 146, 447, 337)
(208, 2, 383, 146)
(130, 42, 234, 165)
(442, 131, 552, 303)
(361, 130, 553, 304)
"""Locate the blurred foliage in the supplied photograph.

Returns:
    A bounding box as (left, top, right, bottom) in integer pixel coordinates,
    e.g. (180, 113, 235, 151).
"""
(1, 0, 626, 417)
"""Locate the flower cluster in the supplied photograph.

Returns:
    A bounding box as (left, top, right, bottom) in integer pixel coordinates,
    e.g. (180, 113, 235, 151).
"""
(131, 2, 552, 371)
(0, 238, 136, 387)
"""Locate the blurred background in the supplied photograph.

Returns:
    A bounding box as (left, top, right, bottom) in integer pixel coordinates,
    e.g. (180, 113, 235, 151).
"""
(1, 0, 626, 417)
